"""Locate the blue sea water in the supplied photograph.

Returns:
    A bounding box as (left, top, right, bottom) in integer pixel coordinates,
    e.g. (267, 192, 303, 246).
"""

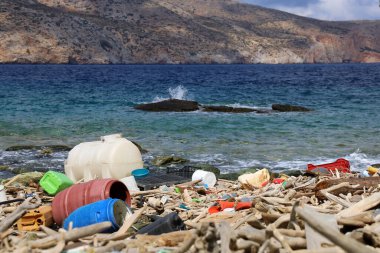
(0, 64, 380, 174)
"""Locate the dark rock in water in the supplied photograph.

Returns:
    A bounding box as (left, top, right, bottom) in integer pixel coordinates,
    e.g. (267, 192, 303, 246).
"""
(134, 99, 199, 112)
(2, 172, 44, 186)
(131, 140, 148, 154)
(201, 106, 271, 113)
(371, 164, 380, 168)
(219, 167, 266, 181)
(135, 99, 271, 114)
(0, 165, 9, 171)
(219, 172, 241, 181)
(36, 148, 54, 158)
(152, 156, 189, 166)
(272, 104, 312, 112)
(5, 145, 72, 152)
(270, 168, 304, 178)
(202, 105, 258, 113)
(185, 164, 221, 177)
(10, 167, 31, 174)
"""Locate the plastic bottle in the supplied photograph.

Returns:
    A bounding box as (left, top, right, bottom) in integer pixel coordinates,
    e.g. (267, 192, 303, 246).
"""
(137, 212, 185, 235)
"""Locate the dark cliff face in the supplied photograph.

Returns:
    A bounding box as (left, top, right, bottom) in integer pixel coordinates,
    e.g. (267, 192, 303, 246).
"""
(0, 0, 379, 64)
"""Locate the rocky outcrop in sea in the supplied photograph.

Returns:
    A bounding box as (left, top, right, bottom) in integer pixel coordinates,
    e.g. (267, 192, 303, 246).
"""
(134, 99, 311, 113)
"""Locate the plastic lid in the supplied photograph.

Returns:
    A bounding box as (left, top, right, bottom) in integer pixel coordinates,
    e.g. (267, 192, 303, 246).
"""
(131, 168, 149, 178)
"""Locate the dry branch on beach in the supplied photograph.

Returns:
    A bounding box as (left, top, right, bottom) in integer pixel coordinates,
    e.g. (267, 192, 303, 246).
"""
(1, 171, 380, 253)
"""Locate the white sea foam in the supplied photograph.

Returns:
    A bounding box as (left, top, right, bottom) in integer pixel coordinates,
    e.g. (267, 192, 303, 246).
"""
(226, 103, 271, 110)
(153, 85, 189, 102)
(169, 85, 188, 100)
(343, 149, 379, 171)
(188, 150, 380, 173)
(152, 96, 166, 102)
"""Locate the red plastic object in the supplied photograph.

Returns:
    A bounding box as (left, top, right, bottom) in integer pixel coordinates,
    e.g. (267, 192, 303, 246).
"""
(52, 179, 130, 225)
(261, 181, 269, 187)
(273, 178, 285, 184)
(208, 201, 252, 214)
(307, 158, 350, 174)
(208, 206, 221, 214)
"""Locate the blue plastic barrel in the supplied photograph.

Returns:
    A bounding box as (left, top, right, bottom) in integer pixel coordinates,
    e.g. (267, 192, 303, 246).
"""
(63, 198, 128, 232)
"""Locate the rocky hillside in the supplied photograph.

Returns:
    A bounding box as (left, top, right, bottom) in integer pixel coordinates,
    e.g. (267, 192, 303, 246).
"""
(1, 0, 379, 64)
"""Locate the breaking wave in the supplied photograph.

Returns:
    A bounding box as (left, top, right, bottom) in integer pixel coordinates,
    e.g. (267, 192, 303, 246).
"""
(153, 85, 189, 102)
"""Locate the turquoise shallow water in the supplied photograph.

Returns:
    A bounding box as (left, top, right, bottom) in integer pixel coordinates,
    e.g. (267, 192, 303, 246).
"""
(0, 64, 380, 173)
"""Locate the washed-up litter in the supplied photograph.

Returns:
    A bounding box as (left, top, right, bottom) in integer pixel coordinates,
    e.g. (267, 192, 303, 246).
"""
(65, 134, 143, 181)
(16, 206, 53, 231)
(39, 171, 73, 195)
(1, 137, 380, 252)
(63, 199, 131, 232)
(307, 158, 351, 174)
(52, 178, 130, 225)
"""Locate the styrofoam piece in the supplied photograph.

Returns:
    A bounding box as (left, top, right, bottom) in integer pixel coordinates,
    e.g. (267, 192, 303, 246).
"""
(0, 185, 6, 202)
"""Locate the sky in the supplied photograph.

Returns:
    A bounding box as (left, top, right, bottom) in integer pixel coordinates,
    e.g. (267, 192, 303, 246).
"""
(243, 0, 380, 21)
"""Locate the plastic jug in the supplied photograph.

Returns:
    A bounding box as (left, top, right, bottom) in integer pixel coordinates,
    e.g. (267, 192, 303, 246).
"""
(238, 168, 270, 188)
(63, 199, 131, 232)
(39, 171, 73, 195)
(137, 212, 185, 235)
(52, 179, 131, 225)
(64, 134, 144, 182)
(17, 206, 53, 231)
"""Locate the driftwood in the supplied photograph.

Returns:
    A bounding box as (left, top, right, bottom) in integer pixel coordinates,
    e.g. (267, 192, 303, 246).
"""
(319, 182, 352, 208)
(1, 170, 380, 253)
(363, 223, 380, 247)
(94, 241, 126, 253)
(292, 248, 345, 253)
(173, 232, 196, 253)
(29, 222, 112, 249)
(108, 204, 147, 240)
(315, 177, 380, 200)
(337, 192, 380, 218)
(0, 196, 41, 233)
(296, 206, 377, 253)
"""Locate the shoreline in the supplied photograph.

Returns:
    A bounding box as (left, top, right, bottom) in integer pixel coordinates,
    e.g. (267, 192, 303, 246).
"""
(1, 144, 379, 180)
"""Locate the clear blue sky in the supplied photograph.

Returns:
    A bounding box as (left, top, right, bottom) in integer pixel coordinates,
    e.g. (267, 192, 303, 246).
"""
(243, 0, 380, 21)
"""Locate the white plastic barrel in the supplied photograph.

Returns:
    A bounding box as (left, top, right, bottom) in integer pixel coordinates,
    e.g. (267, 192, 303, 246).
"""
(64, 134, 144, 182)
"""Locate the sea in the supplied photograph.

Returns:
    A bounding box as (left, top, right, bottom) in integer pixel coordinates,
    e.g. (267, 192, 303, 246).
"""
(1, 64, 380, 177)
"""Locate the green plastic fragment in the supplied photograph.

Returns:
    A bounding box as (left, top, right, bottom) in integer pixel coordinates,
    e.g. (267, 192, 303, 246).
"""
(157, 250, 172, 253)
(179, 203, 190, 210)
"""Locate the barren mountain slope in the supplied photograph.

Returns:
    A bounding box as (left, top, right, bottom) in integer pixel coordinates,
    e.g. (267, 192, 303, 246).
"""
(0, 0, 379, 64)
